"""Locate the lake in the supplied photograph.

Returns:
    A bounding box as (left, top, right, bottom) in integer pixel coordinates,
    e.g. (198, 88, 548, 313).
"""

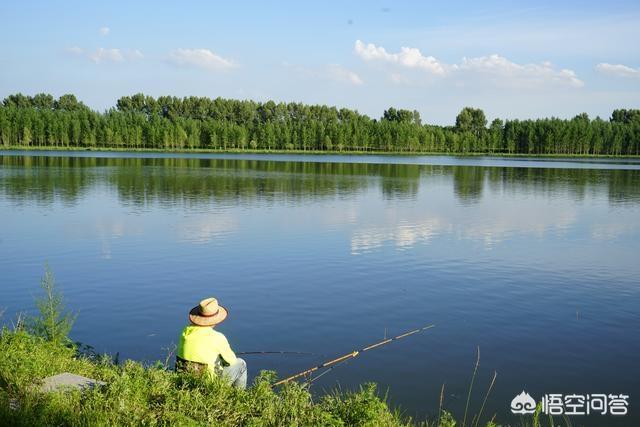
(1, 150, 639, 425)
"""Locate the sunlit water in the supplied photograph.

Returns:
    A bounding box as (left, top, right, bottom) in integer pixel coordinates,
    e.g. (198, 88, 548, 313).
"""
(1, 151, 639, 425)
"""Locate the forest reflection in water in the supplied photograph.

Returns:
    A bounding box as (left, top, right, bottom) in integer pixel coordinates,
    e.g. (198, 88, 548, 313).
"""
(2, 154, 639, 207)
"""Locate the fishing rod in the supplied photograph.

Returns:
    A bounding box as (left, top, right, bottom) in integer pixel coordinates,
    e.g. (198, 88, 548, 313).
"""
(303, 324, 436, 386)
(273, 324, 435, 387)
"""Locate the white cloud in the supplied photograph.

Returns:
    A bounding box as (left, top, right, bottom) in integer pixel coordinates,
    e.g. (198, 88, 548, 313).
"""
(458, 54, 584, 88)
(66, 46, 143, 64)
(326, 64, 364, 85)
(283, 61, 364, 86)
(99, 26, 110, 36)
(354, 40, 445, 75)
(168, 48, 237, 71)
(354, 40, 583, 88)
(88, 48, 124, 63)
(596, 63, 640, 78)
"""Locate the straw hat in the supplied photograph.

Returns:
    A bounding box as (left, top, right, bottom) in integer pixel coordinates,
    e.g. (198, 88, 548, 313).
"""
(189, 297, 228, 327)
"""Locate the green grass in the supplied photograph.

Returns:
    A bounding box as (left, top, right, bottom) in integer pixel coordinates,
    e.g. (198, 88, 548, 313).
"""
(3, 145, 640, 159)
(0, 328, 414, 426)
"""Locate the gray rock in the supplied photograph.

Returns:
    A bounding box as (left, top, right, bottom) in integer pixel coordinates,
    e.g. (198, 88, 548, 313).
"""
(39, 372, 106, 393)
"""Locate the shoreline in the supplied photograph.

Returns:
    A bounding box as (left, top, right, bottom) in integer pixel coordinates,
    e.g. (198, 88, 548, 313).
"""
(3, 145, 640, 159)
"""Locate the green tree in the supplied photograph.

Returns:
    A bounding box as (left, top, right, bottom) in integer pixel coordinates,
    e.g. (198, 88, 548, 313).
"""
(32, 93, 55, 110)
(27, 265, 76, 344)
(21, 126, 32, 146)
(456, 107, 487, 138)
(55, 94, 84, 111)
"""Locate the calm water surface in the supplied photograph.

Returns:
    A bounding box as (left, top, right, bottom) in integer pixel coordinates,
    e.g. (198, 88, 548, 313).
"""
(1, 151, 639, 425)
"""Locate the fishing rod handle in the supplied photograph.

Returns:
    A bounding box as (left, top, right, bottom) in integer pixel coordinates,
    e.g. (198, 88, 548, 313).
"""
(273, 351, 359, 386)
(273, 366, 319, 386)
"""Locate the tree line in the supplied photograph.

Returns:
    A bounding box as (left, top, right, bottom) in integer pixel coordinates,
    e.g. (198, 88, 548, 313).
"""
(1, 92, 639, 155)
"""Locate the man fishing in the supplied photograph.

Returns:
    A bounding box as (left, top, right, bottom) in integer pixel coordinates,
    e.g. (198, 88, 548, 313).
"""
(176, 297, 247, 389)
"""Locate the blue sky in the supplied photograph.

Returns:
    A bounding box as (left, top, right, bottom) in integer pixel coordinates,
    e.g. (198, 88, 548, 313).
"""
(1, 0, 639, 124)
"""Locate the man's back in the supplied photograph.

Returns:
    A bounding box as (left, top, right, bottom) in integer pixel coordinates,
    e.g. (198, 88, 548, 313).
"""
(177, 325, 237, 376)
(177, 297, 247, 389)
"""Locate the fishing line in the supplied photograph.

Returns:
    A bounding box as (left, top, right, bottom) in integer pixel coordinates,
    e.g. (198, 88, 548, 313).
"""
(237, 350, 323, 356)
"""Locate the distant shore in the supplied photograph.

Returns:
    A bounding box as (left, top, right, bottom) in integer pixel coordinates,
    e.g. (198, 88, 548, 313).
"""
(4, 146, 640, 159)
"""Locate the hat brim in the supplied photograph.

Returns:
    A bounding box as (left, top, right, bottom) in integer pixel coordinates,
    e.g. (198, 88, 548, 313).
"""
(189, 304, 228, 326)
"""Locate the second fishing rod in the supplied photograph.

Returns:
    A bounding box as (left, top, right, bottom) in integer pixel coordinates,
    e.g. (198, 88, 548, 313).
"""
(272, 323, 436, 387)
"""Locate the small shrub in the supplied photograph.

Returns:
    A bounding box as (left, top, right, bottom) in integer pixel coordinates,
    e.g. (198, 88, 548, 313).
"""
(26, 264, 76, 344)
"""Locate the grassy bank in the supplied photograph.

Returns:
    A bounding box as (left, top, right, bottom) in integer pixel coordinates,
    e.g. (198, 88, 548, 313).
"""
(3, 145, 640, 159)
(0, 328, 418, 426)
